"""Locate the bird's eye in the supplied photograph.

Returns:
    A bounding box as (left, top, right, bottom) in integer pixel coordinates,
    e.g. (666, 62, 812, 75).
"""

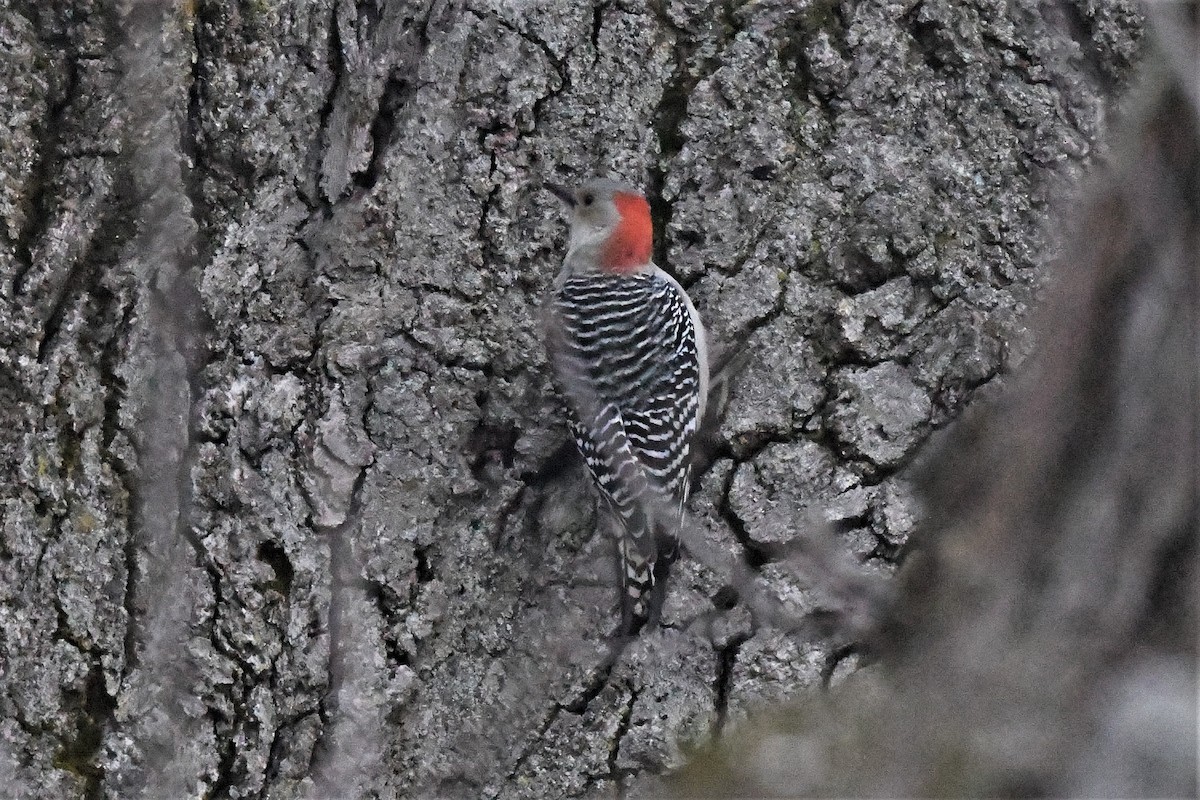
(581, 193, 595, 206)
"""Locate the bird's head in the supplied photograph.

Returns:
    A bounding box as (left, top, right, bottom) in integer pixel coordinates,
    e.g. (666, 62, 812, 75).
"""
(546, 178, 654, 275)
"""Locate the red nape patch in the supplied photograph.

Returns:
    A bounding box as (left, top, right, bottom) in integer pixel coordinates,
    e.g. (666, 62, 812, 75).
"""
(601, 192, 654, 273)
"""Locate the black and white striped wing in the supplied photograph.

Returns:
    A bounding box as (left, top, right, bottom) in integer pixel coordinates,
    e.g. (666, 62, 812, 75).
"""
(550, 272, 703, 504)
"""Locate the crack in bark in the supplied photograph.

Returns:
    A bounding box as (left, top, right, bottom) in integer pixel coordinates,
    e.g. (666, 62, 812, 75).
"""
(606, 687, 639, 795)
(99, 295, 140, 688)
(205, 681, 259, 799)
(588, 2, 609, 65)
(32, 176, 127, 364)
(716, 462, 772, 571)
(475, 172, 502, 280)
(712, 632, 748, 734)
(315, 0, 347, 210)
(318, 2, 433, 203)
(486, 11, 568, 97)
(505, 636, 639, 785)
(364, 578, 415, 668)
(9, 34, 80, 301)
(352, 69, 415, 191)
(504, 703, 564, 784)
(647, 0, 740, 273)
(199, 558, 275, 798)
(725, 249, 791, 346)
(259, 708, 321, 800)
(561, 644, 623, 715)
(52, 662, 116, 800)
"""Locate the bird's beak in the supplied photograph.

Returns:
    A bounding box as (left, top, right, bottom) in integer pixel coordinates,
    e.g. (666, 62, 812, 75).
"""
(545, 182, 576, 208)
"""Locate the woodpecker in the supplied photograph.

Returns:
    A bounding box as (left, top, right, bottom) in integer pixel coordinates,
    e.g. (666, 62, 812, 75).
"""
(543, 177, 709, 631)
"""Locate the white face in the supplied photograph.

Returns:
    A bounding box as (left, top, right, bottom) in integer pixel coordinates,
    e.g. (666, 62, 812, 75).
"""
(565, 186, 620, 251)
(547, 178, 645, 272)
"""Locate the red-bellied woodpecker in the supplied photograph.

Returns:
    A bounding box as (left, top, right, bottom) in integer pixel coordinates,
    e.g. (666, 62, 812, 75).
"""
(543, 178, 709, 631)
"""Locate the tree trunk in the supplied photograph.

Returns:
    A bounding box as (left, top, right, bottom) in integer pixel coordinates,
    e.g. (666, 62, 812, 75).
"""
(0, 0, 1150, 797)
(673, 11, 1198, 797)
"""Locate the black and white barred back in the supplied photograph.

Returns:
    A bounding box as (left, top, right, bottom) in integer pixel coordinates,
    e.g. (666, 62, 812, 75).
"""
(550, 271, 703, 629)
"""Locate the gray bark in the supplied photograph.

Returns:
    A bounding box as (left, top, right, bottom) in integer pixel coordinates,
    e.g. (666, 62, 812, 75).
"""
(0, 0, 1158, 797)
(672, 15, 1198, 796)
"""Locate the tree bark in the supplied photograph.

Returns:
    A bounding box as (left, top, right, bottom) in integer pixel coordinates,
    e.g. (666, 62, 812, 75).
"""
(0, 0, 1150, 797)
(671, 15, 1197, 797)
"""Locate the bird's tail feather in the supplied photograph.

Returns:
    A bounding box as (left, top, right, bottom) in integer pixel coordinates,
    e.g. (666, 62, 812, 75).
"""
(610, 500, 683, 634)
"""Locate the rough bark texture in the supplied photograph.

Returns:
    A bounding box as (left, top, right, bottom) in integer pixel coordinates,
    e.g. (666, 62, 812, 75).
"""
(0, 0, 1153, 797)
(672, 16, 1198, 796)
